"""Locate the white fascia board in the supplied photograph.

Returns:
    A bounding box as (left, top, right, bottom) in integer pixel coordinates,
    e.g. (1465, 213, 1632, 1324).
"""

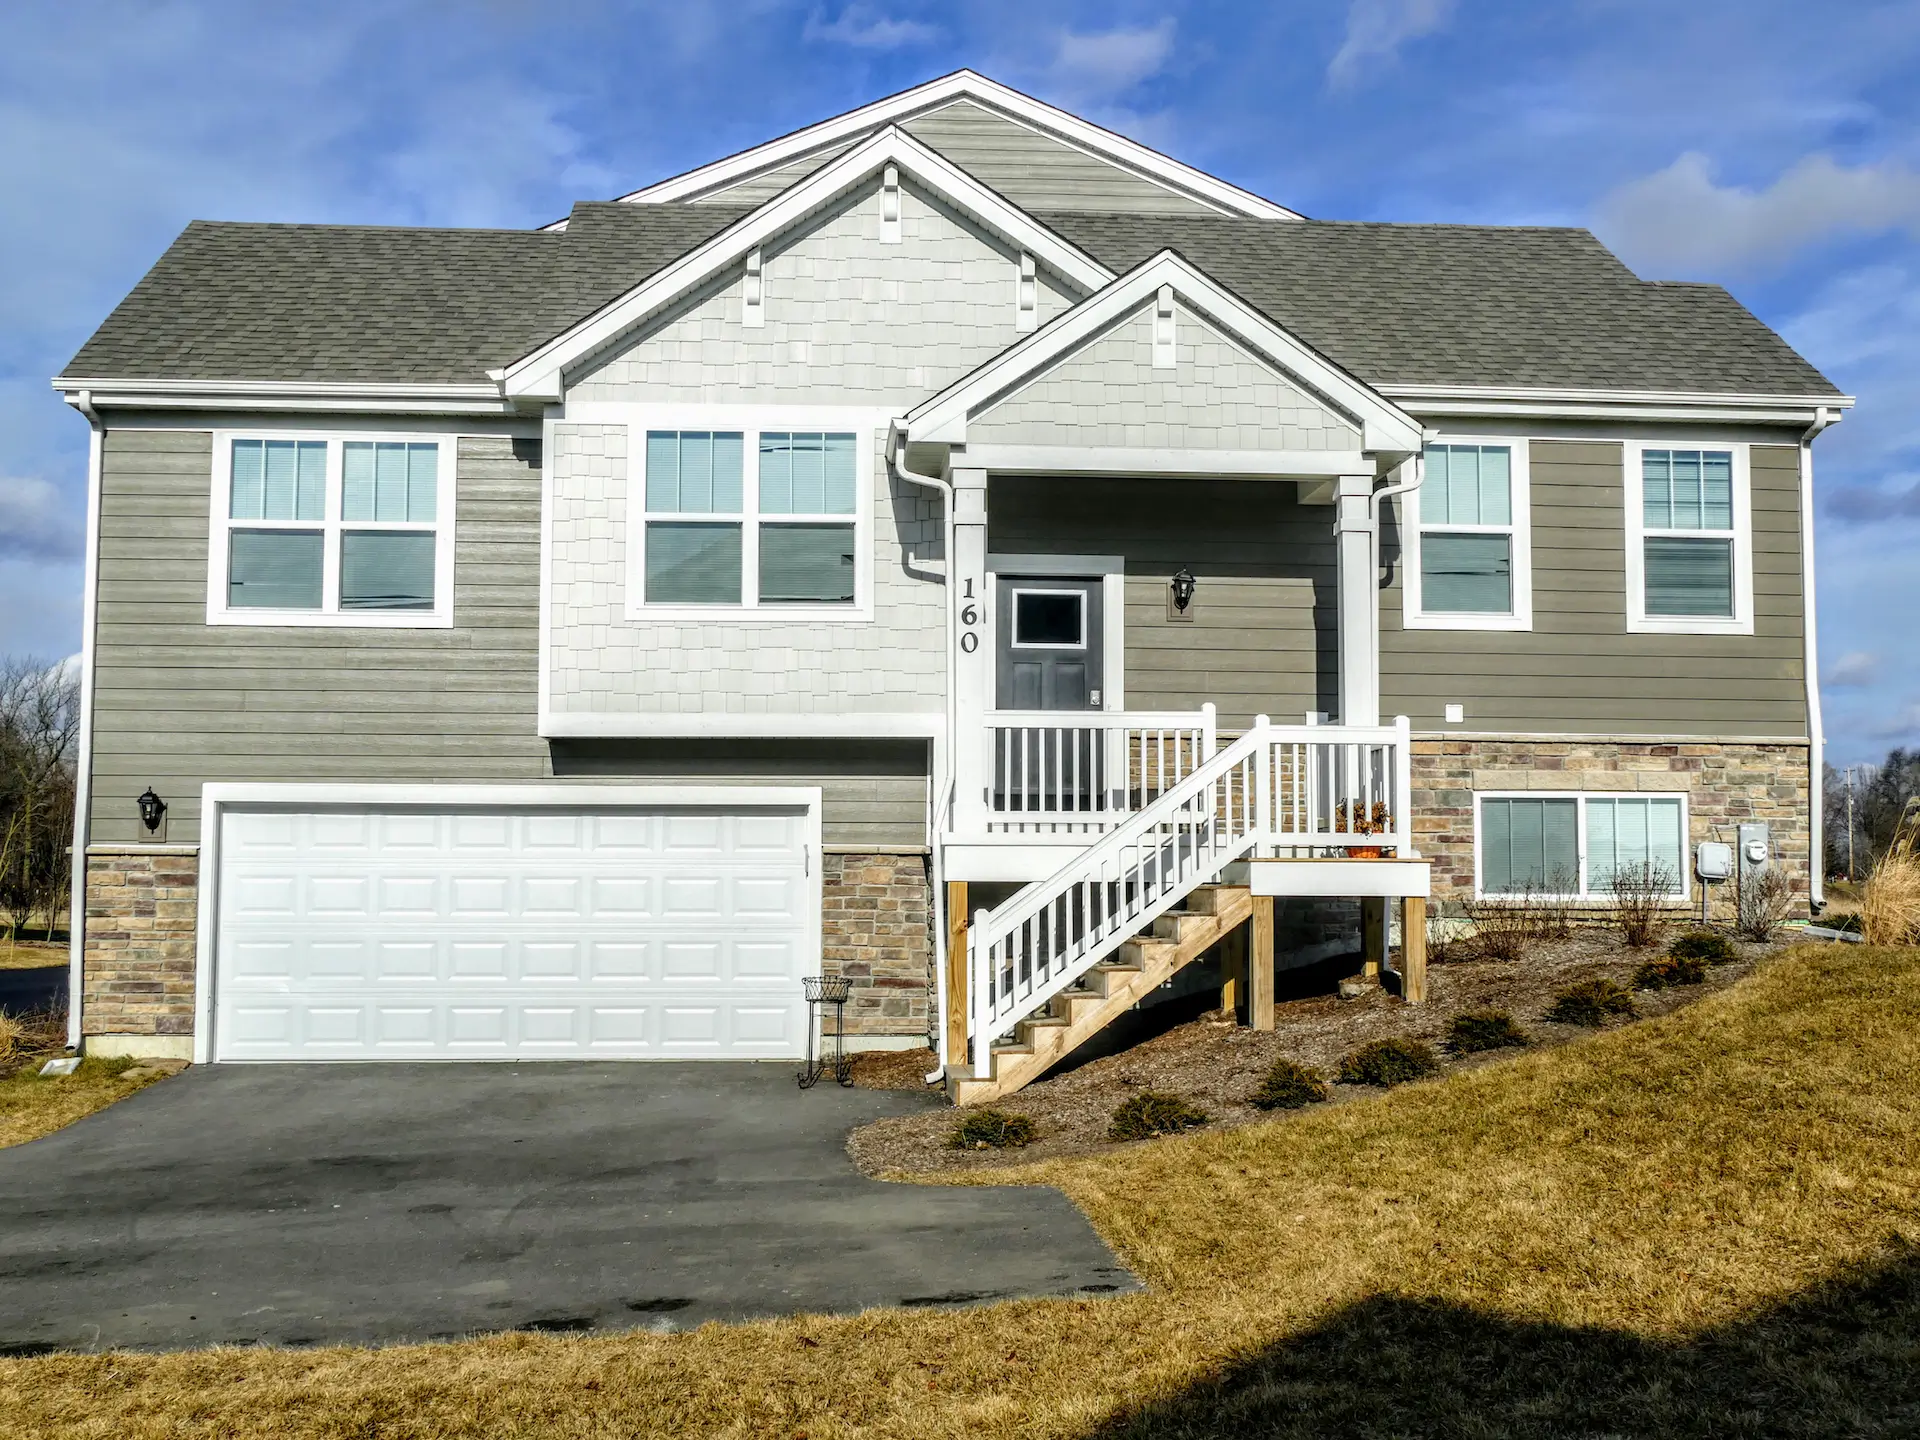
(616, 70, 1301, 221)
(201, 781, 824, 810)
(960, 444, 1371, 478)
(499, 125, 1116, 402)
(538, 711, 946, 740)
(906, 250, 1424, 455)
(52, 376, 516, 416)
(1381, 383, 1856, 425)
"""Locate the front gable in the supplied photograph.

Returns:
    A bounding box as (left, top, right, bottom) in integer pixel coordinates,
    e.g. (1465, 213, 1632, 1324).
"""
(963, 298, 1360, 454)
(905, 251, 1425, 462)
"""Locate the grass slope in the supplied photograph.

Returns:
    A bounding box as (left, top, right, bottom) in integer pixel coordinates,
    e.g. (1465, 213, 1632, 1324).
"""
(3, 946, 1917, 1438)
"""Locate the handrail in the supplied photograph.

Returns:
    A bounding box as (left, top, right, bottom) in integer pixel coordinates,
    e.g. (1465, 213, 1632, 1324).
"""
(964, 714, 1415, 1076)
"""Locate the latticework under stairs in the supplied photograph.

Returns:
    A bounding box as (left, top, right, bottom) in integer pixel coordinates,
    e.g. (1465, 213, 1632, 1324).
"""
(946, 883, 1252, 1106)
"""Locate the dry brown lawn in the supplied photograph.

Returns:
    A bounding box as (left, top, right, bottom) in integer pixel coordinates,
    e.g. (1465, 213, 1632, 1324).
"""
(0, 1054, 172, 1150)
(2, 944, 1917, 1438)
(0, 937, 66, 970)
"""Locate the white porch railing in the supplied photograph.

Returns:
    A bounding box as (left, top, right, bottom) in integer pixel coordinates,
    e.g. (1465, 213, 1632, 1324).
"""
(981, 705, 1216, 834)
(967, 714, 1412, 1075)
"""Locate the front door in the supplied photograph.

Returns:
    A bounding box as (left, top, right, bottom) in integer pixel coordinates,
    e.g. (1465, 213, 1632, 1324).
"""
(993, 576, 1105, 813)
(995, 576, 1103, 710)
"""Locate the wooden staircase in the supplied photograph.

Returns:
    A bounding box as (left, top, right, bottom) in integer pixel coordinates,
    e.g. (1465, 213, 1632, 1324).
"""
(947, 884, 1253, 1106)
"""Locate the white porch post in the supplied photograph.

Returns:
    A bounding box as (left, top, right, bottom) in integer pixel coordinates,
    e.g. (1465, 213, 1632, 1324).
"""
(1333, 473, 1380, 727)
(951, 467, 990, 832)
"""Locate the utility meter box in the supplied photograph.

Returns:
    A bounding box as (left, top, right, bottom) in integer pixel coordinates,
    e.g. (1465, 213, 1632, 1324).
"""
(1737, 822, 1772, 883)
(1695, 841, 1733, 883)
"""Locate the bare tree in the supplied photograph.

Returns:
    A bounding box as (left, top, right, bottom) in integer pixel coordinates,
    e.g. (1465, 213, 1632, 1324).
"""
(0, 657, 81, 943)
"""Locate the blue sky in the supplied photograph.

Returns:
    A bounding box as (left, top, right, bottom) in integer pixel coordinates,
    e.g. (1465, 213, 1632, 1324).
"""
(3, 0, 1917, 763)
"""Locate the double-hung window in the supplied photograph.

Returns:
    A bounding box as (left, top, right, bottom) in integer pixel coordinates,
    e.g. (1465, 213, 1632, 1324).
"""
(1476, 793, 1688, 900)
(633, 422, 865, 616)
(1626, 443, 1751, 634)
(211, 434, 453, 626)
(1404, 439, 1531, 630)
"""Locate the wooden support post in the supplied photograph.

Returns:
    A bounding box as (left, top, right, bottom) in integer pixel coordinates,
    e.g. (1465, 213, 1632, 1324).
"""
(1400, 894, 1428, 1004)
(1250, 895, 1275, 1031)
(1219, 921, 1246, 1021)
(944, 881, 969, 1065)
(1361, 896, 1386, 980)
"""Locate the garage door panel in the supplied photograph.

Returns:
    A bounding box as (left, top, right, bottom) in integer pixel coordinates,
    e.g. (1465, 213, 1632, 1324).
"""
(216, 802, 814, 1061)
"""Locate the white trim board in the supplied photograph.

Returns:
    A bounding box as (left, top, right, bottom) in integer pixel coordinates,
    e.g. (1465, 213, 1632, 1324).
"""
(610, 71, 1301, 220)
(192, 781, 825, 1066)
(499, 126, 1115, 402)
(905, 250, 1424, 457)
(52, 376, 520, 417)
(538, 711, 946, 739)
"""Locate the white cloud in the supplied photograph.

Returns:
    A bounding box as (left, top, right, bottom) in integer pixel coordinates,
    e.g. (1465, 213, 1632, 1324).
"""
(0, 476, 80, 561)
(1824, 651, 1881, 688)
(1047, 19, 1177, 105)
(803, 6, 940, 49)
(1327, 0, 1454, 90)
(1596, 151, 1920, 277)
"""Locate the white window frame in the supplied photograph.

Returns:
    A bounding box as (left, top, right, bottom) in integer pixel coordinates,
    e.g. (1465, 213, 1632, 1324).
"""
(206, 429, 455, 629)
(1008, 587, 1089, 649)
(1472, 790, 1691, 903)
(624, 407, 874, 622)
(1402, 435, 1533, 631)
(1624, 440, 1753, 636)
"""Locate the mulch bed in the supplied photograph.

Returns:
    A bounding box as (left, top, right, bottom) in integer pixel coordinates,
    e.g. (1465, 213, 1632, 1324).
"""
(846, 927, 1793, 1177)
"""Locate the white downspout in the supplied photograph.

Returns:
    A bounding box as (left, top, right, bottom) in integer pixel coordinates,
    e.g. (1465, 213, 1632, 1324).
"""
(63, 391, 104, 1051)
(888, 423, 956, 1083)
(1800, 407, 1837, 911)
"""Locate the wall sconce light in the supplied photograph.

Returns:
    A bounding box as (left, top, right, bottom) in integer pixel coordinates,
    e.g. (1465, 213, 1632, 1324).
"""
(137, 787, 167, 835)
(1167, 566, 1197, 622)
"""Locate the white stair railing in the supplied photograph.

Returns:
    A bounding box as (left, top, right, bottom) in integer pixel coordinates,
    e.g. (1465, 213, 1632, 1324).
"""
(982, 705, 1215, 833)
(965, 714, 1414, 1077)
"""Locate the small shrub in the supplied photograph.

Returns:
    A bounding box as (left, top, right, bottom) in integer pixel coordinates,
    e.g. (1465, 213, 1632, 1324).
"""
(1605, 861, 1679, 948)
(0, 1011, 20, 1061)
(1108, 1091, 1210, 1141)
(1336, 1037, 1440, 1087)
(1545, 978, 1638, 1027)
(1736, 867, 1798, 942)
(947, 1108, 1037, 1150)
(1462, 870, 1576, 961)
(1249, 1058, 1329, 1111)
(1633, 953, 1708, 990)
(1668, 929, 1737, 964)
(1446, 1009, 1530, 1054)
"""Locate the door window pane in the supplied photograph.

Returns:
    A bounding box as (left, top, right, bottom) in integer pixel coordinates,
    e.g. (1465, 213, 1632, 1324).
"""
(343, 442, 437, 522)
(1013, 591, 1085, 647)
(759, 523, 854, 603)
(1479, 798, 1577, 894)
(645, 522, 742, 603)
(759, 432, 856, 515)
(231, 439, 325, 521)
(1645, 537, 1733, 616)
(340, 531, 436, 610)
(228, 529, 323, 609)
(1586, 797, 1683, 894)
(1421, 534, 1512, 613)
(646, 431, 743, 512)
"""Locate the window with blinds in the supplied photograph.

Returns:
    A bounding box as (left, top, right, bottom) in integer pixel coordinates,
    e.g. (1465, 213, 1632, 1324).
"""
(1641, 449, 1735, 618)
(1476, 793, 1688, 899)
(1412, 442, 1525, 625)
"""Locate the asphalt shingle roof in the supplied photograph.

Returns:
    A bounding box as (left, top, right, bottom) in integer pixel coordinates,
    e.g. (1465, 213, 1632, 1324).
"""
(63, 200, 1840, 398)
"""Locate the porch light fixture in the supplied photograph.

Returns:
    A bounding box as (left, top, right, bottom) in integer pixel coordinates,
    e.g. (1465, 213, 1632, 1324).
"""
(1169, 567, 1197, 614)
(137, 787, 167, 834)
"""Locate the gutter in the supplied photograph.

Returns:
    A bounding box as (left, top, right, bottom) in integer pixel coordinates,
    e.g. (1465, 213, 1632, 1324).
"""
(887, 423, 955, 1085)
(63, 390, 104, 1051)
(1800, 406, 1840, 911)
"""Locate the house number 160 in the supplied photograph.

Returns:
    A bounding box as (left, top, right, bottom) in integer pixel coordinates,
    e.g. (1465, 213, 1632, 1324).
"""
(959, 578, 980, 652)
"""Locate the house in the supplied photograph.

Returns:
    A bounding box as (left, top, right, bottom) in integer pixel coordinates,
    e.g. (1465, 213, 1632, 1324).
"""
(55, 71, 1848, 1101)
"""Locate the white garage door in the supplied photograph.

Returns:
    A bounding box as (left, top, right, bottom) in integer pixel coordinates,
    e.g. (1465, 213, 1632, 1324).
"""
(213, 803, 813, 1061)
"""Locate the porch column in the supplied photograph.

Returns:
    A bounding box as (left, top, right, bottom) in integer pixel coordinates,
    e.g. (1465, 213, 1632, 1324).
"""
(951, 467, 990, 831)
(1333, 473, 1380, 727)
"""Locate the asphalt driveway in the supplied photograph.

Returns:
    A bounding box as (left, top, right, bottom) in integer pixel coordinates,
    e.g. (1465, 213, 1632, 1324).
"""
(0, 1064, 1133, 1353)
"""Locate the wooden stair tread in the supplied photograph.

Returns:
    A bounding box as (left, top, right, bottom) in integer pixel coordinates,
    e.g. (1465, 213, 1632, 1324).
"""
(950, 882, 1255, 1105)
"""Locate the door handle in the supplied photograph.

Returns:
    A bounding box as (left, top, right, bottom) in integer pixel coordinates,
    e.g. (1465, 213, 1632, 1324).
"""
(1090, 689, 1102, 707)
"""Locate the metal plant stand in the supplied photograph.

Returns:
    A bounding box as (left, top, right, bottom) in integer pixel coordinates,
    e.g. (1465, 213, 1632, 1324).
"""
(797, 974, 854, 1089)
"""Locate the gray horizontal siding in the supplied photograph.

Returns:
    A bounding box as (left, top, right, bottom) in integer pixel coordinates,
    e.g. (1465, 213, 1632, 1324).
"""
(548, 739, 930, 850)
(1380, 440, 1808, 736)
(88, 429, 551, 847)
(87, 425, 927, 849)
(989, 476, 1336, 726)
